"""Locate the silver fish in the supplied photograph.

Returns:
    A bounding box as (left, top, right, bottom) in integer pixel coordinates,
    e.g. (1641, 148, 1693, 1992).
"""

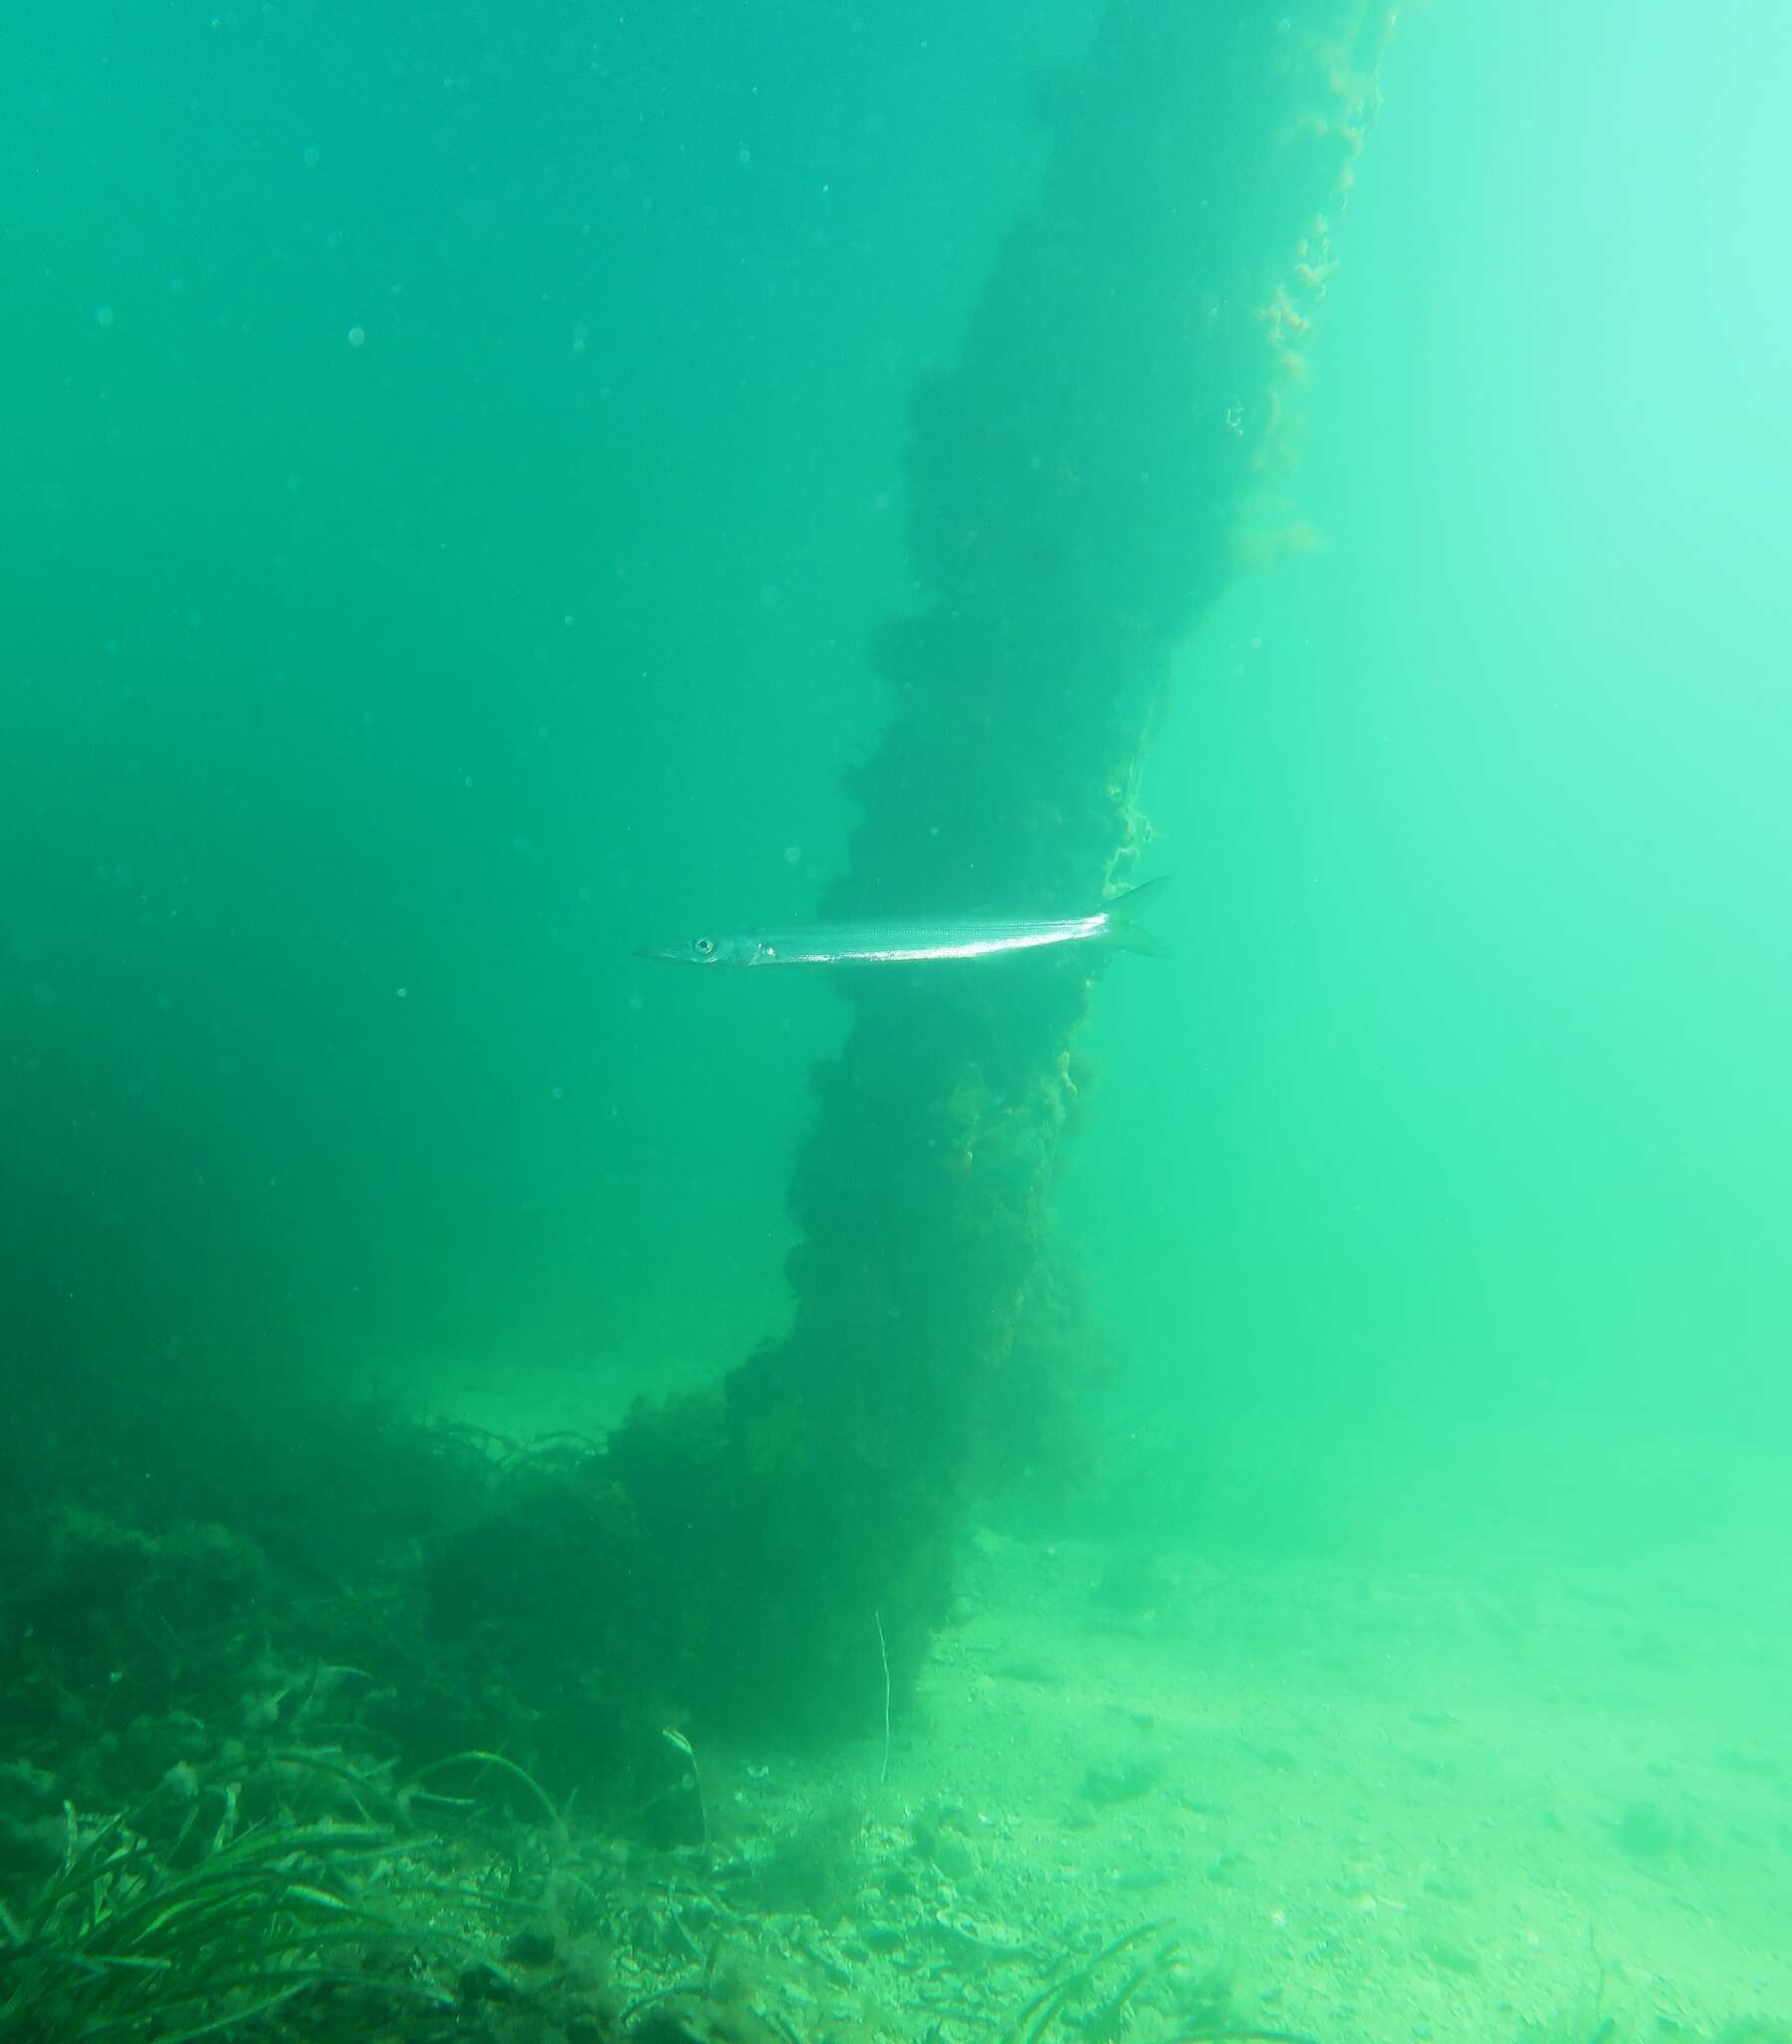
(640, 876, 1168, 968)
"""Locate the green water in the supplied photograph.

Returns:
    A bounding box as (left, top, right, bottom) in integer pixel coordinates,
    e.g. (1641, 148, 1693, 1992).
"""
(4, 3, 1789, 2037)
(1068, 4, 1792, 1561)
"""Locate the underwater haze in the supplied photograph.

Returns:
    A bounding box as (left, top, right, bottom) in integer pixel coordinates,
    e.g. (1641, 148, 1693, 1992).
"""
(1068, 2, 1792, 1561)
(4, 2, 1791, 2039)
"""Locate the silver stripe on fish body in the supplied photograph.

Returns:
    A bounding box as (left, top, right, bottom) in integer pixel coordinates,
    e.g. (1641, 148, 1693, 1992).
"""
(639, 876, 1168, 967)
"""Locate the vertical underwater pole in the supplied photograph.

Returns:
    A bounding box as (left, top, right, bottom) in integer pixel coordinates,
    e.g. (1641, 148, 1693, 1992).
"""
(434, 2, 1391, 1773)
(652, 0, 1393, 1734)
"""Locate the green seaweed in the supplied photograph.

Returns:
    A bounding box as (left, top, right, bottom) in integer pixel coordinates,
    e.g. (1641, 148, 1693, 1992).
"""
(400, 1748, 564, 1832)
(0, 1788, 469, 2041)
(0, 1733, 586, 2042)
(1003, 1920, 1176, 2044)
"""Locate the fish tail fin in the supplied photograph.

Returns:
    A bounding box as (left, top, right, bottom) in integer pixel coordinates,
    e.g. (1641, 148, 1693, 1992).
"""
(1104, 874, 1171, 958)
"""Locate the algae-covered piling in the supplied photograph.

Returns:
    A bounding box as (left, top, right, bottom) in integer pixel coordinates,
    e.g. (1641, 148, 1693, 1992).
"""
(442, 0, 1387, 1760)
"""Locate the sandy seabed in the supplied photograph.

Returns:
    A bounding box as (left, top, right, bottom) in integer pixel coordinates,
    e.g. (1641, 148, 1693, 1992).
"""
(604, 1524, 1791, 2044)
(400, 1358, 1792, 2042)
(845, 1524, 1791, 2043)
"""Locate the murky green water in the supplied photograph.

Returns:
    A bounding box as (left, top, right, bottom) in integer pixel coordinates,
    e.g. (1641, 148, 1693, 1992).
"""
(4, 5, 1788, 2038)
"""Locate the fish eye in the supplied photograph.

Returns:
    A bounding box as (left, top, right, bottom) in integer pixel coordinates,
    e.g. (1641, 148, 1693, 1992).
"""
(693, 936, 716, 958)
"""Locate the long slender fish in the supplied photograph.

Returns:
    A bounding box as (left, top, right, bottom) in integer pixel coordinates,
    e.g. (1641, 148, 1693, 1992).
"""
(640, 875, 1168, 968)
